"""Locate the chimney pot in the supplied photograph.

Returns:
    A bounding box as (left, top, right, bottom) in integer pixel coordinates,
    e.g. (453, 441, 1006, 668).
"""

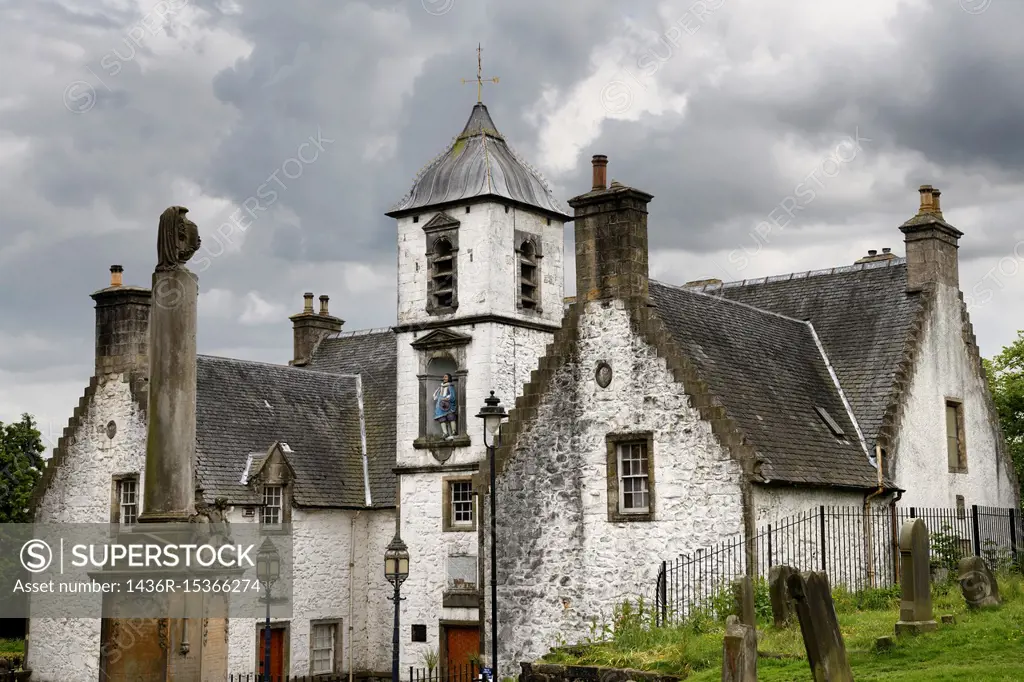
(868, 249, 877, 257)
(303, 292, 314, 314)
(319, 295, 330, 316)
(918, 184, 942, 216)
(110, 265, 124, 287)
(592, 154, 608, 191)
(882, 247, 891, 254)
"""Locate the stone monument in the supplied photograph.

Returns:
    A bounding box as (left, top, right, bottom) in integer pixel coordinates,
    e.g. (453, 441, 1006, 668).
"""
(730, 575, 757, 627)
(721, 615, 757, 682)
(895, 519, 937, 635)
(958, 556, 1001, 609)
(140, 205, 201, 523)
(787, 571, 853, 682)
(768, 564, 797, 627)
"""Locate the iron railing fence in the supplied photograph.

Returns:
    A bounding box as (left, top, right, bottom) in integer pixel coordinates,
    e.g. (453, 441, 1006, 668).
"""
(654, 504, 1022, 625)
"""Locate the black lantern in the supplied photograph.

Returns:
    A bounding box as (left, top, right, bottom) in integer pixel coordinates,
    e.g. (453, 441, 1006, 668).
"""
(385, 533, 410, 682)
(476, 391, 507, 681)
(475, 391, 507, 448)
(256, 537, 280, 682)
(384, 534, 410, 587)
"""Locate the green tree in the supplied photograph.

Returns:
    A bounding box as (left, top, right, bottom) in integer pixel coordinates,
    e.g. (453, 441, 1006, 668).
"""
(984, 331, 1024, 507)
(0, 414, 46, 522)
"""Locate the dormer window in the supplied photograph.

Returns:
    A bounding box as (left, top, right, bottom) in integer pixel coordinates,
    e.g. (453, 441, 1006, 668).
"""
(261, 485, 283, 527)
(515, 230, 542, 313)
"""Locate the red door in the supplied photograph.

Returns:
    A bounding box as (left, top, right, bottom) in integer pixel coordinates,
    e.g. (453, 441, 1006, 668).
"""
(257, 628, 285, 680)
(445, 626, 479, 680)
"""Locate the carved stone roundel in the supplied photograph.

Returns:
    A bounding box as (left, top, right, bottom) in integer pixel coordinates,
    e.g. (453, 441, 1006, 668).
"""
(595, 362, 613, 388)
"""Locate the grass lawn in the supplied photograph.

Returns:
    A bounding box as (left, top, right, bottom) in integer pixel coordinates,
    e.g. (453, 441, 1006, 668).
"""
(543, 573, 1024, 681)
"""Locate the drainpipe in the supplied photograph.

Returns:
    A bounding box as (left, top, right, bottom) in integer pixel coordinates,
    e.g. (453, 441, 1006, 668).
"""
(864, 444, 886, 587)
(349, 510, 360, 682)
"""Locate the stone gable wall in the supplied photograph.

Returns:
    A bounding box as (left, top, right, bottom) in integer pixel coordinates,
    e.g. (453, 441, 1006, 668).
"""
(492, 301, 746, 671)
(892, 283, 1019, 508)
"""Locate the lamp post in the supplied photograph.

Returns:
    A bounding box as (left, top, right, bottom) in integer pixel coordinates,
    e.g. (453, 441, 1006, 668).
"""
(384, 533, 410, 682)
(475, 391, 507, 682)
(256, 538, 280, 682)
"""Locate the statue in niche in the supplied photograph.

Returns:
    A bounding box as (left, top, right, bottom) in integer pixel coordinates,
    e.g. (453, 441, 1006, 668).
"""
(156, 205, 201, 271)
(433, 373, 458, 440)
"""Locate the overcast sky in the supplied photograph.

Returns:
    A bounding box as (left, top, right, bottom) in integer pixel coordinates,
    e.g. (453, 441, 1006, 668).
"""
(3, 0, 1024, 451)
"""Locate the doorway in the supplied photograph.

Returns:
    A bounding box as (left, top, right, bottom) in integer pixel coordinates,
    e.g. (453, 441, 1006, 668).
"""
(441, 622, 480, 680)
(256, 625, 288, 679)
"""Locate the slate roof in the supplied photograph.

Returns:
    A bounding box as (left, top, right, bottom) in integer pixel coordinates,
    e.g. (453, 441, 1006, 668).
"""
(685, 257, 924, 455)
(196, 356, 369, 507)
(386, 103, 571, 220)
(305, 328, 397, 507)
(649, 281, 881, 488)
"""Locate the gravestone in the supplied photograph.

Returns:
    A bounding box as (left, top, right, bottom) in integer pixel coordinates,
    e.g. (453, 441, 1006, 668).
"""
(768, 565, 797, 626)
(786, 571, 853, 682)
(731, 575, 756, 627)
(958, 556, 1001, 609)
(895, 519, 937, 635)
(721, 615, 757, 682)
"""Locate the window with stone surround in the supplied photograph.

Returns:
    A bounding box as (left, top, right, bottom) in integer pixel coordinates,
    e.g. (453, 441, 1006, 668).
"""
(946, 399, 967, 473)
(606, 432, 655, 522)
(423, 213, 460, 315)
(442, 477, 475, 531)
(446, 554, 477, 591)
(309, 620, 342, 675)
(515, 230, 542, 313)
(112, 475, 139, 528)
(261, 485, 283, 527)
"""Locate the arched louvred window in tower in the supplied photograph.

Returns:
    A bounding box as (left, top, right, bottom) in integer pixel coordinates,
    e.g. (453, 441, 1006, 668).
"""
(430, 237, 456, 310)
(519, 239, 538, 310)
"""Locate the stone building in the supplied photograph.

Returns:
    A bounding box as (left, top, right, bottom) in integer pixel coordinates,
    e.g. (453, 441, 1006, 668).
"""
(27, 100, 1018, 680)
(489, 159, 1020, 668)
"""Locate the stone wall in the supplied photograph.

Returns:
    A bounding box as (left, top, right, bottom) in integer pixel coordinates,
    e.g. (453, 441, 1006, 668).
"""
(893, 283, 1019, 509)
(492, 300, 746, 671)
(519, 662, 679, 682)
(29, 373, 148, 682)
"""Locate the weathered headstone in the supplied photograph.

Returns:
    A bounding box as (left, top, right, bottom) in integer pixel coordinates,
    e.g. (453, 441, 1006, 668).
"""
(958, 556, 1001, 609)
(768, 564, 797, 627)
(721, 615, 757, 682)
(731, 575, 757, 627)
(787, 571, 853, 682)
(895, 519, 937, 635)
(873, 636, 894, 653)
(940, 614, 955, 624)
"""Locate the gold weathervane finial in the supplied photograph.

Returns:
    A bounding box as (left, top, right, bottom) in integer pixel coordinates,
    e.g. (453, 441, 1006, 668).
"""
(461, 43, 498, 103)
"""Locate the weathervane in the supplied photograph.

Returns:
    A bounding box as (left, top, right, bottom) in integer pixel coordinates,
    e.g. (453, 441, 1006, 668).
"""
(461, 43, 498, 103)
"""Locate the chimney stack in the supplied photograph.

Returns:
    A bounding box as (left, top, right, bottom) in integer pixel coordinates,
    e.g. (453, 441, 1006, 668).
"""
(591, 154, 608, 191)
(568, 155, 654, 305)
(290, 292, 344, 366)
(900, 184, 963, 292)
(91, 265, 151, 377)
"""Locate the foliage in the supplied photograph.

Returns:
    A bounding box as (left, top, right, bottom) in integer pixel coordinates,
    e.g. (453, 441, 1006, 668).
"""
(544, 572, 1024, 681)
(984, 331, 1024, 506)
(0, 414, 46, 523)
(929, 524, 966, 578)
(421, 647, 439, 673)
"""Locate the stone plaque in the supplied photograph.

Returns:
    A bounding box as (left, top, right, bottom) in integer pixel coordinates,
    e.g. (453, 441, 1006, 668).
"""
(106, 420, 117, 439)
(595, 361, 613, 388)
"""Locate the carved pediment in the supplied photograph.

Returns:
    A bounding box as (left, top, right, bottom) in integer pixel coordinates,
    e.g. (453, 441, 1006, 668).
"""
(411, 328, 473, 351)
(422, 212, 461, 232)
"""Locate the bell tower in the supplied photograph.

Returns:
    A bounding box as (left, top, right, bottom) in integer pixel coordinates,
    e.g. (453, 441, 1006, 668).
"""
(386, 72, 571, 669)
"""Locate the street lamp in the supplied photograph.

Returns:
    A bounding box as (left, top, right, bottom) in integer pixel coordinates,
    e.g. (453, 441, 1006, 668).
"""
(475, 391, 507, 681)
(256, 538, 280, 682)
(384, 533, 410, 682)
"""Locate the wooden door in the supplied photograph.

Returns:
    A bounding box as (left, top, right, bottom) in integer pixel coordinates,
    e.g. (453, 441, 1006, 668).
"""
(445, 625, 479, 679)
(257, 628, 285, 680)
(100, 618, 168, 682)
